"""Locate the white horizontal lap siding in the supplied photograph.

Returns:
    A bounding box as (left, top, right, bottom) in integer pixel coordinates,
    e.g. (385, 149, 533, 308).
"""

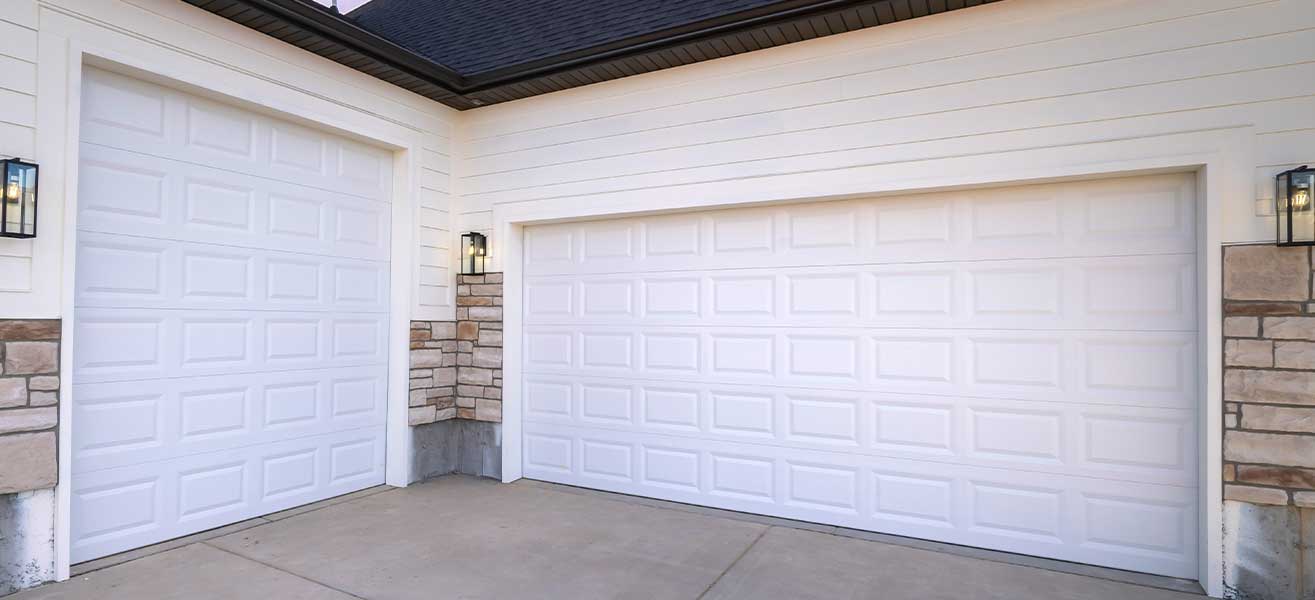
(0, 2, 39, 294)
(521, 173, 1199, 578)
(68, 68, 393, 562)
(460, 0, 1308, 246)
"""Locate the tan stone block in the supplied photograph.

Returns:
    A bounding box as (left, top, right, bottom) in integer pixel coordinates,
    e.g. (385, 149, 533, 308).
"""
(1225, 302, 1304, 316)
(477, 329, 503, 347)
(28, 376, 59, 392)
(1224, 245, 1310, 301)
(1226, 430, 1315, 468)
(484, 273, 503, 284)
(475, 398, 502, 422)
(409, 390, 430, 407)
(409, 377, 433, 390)
(470, 284, 502, 297)
(0, 378, 26, 408)
(1236, 465, 1315, 489)
(1242, 405, 1315, 434)
(1276, 341, 1315, 370)
(473, 347, 502, 368)
(410, 328, 431, 342)
(433, 367, 457, 386)
(482, 387, 502, 400)
(1224, 463, 1236, 481)
(1225, 369, 1315, 405)
(431, 322, 457, 340)
(1225, 316, 1260, 338)
(457, 407, 475, 420)
(458, 367, 493, 385)
(0, 407, 57, 434)
(457, 321, 479, 340)
(458, 275, 484, 285)
(410, 349, 444, 368)
(4, 341, 58, 375)
(28, 392, 56, 407)
(1226, 339, 1273, 367)
(1264, 316, 1315, 340)
(467, 306, 502, 322)
(1224, 484, 1289, 506)
(1225, 413, 1238, 428)
(0, 432, 56, 493)
(0, 320, 60, 341)
(435, 407, 456, 421)
(456, 396, 476, 409)
(1295, 491, 1315, 508)
(456, 295, 493, 306)
(408, 405, 437, 426)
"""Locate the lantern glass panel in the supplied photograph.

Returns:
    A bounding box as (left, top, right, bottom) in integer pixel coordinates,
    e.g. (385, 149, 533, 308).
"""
(460, 232, 487, 274)
(1279, 167, 1315, 246)
(2, 160, 37, 238)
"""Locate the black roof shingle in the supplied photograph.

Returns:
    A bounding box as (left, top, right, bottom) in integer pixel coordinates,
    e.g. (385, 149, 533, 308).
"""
(348, 0, 787, 76)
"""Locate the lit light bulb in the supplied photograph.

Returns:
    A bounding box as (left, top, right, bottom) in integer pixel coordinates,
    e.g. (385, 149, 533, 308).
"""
(1294, 185, 1311, 211)
(468, 244, 476, 255)
(4, 181, 18, 202)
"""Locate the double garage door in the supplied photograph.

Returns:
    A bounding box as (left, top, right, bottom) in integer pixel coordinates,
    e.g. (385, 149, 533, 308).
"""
(70, 69, 391, 562)
(522, 173, 1200, 578)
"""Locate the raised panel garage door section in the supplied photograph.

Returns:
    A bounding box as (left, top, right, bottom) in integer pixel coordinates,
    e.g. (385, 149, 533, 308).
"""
(70, 68, 391, 562)
(521, 173, 1199, 579)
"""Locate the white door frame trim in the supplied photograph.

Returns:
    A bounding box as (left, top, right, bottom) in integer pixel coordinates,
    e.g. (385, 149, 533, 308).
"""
(496, 126, 1253, 597)
(41, 22, 426, 580)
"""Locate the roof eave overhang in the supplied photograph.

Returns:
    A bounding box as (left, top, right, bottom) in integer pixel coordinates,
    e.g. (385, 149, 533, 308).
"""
(184, 0, 995, 109)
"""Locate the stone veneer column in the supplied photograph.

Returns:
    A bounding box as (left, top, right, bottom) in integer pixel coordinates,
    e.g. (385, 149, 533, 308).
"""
(408, 321, 458, 426)
(1220, 244, 1315, 600)
(407, 273, 504, 481)
(455, 273, 503, 422)
(0, 319, 60, 595)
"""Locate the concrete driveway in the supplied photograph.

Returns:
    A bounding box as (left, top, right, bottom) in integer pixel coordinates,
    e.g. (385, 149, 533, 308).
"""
(14, 476, 1204, 599)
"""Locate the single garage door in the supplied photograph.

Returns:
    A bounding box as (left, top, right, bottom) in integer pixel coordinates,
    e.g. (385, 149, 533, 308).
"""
(522, 173, 1199, 578)
(70, 68, 391, 562)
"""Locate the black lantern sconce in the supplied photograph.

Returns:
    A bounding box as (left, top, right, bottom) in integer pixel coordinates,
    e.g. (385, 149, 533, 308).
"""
(461, 232, 487, 274)
(1, 158, 37, 239)
(1277, 165, 1314, 246)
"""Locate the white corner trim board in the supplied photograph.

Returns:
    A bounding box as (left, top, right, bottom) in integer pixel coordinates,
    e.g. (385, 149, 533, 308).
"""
(499, 127, 1244, 596)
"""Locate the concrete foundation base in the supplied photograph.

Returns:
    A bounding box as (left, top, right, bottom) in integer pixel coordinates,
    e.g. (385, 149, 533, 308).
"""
(1223, 500, 1315, 600)
(0, 490, 54, 597)
(410, 420, 501, 482)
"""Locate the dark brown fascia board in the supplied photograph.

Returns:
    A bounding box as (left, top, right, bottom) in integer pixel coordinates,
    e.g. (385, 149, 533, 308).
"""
(200, 0, 921, 108)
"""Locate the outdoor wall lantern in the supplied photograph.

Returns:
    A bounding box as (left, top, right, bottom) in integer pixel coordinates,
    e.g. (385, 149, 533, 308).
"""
(1277, 165, 1314, 246)
(461, 231, 488, 274)
(1, 158, 37, 239)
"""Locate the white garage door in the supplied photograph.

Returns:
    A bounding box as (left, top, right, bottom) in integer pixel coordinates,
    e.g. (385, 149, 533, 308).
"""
(521, 173, 1199, 578)
(70, 68, 391, 562)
